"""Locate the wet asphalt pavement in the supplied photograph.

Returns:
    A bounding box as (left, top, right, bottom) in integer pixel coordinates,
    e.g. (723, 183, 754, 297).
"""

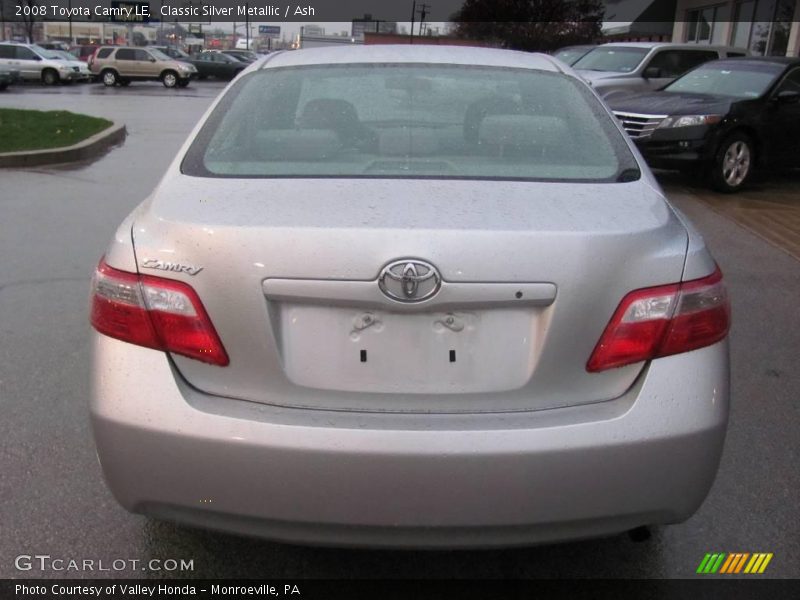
(0, 81, 798, 579)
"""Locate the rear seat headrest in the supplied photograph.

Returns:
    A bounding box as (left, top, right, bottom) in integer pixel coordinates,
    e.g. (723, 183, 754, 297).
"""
(478, 115, 569, 148)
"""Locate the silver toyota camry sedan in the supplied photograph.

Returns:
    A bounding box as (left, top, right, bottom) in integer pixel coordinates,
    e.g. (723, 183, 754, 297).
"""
(90, 46, 731, 548)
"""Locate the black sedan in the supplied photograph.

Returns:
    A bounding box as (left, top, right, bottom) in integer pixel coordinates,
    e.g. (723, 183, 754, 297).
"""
(607, 57, 800, 192)
(188, 51, 247, 80)
(222, 50, 258, 63)
(151, 46, 193, 61)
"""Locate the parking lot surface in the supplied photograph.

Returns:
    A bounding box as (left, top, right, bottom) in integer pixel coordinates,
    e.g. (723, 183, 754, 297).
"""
(663, 172, 800, 262)
(0, 82, 798, 579)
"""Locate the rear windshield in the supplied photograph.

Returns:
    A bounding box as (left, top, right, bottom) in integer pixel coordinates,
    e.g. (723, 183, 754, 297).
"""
(182, 63, 639, 182)
(665, 63, 784, 98)
(573, 47, 649, 73)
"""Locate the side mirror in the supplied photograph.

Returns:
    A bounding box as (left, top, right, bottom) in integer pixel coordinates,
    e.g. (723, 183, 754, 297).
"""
(775, 90, 800, 105)
(32, 55, 42, 61)
(149, 57, 156, 62)
(643, 66, 662, 79)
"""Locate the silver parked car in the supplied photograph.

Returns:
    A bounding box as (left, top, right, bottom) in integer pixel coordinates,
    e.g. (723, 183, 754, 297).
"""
(90, 46, 731, 548)
(574, 42, 748, 99)
(0, 42, 89, 85)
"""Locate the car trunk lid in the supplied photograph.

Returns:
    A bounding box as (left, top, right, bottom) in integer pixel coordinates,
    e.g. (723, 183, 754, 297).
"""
(131, 176, 688, 413)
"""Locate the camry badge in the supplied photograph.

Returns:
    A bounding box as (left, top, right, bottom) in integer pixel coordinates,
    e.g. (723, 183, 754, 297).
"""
(378, 259, 441, 303)
(141, 258, 203, 276)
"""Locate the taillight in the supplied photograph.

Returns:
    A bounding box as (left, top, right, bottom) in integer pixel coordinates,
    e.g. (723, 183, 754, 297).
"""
(587, 267, 729, 372)
(90, 259, 229, 366)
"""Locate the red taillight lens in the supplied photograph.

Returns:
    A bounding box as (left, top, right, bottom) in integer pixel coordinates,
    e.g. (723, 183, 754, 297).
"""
(90, 259, 229, 366)
(587, 267, 729, 372)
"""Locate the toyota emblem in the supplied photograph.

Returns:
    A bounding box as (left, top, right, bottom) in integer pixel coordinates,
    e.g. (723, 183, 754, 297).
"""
(378, 259, 441, 303)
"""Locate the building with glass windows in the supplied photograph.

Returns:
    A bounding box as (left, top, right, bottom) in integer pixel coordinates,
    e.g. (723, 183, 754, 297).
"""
(673, 0, 800, 56)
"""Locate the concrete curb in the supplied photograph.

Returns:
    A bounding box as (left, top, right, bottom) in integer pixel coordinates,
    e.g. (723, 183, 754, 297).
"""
(0, 122, 127, 168)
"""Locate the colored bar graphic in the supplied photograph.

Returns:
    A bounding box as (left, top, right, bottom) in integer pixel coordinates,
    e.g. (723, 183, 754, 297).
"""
(734, 553, 750, 573)
(758, 554, 773, 573)
(745, 554, 761, 573)
(703, 554, 720, 573)
(711, 553, 726, 573)
(698, 552, 772, 575)
(719, 554, 736, 574)
(697, 554, 712, 574)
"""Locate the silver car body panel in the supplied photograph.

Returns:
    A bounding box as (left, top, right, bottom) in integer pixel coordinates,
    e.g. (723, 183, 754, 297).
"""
(91, 45, 730, 546)
(131, 177, 688, 412)
(91, 332, 729, 548)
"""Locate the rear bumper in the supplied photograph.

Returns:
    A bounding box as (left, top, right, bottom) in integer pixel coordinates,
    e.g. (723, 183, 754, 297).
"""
(90, 333, 729, 548)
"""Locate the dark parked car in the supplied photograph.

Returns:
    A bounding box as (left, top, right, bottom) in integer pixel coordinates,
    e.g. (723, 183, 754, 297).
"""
(221, 50, 258, 63)
(553, 45, 596, 66)
(150, 46, 192, 61)
(0, 65, 21, 91)
(608, 57, 800, 192)
(39, 41, 71, 52)
(188, 51, 247, 80)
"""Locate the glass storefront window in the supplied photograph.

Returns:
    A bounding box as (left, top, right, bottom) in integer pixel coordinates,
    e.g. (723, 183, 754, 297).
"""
(730, 0, 797, 56)
(749, 0, 777, 55)
(769, 0, 796, 55)
(711, 4, 731, 43)
(686, 4, 729, 44)
(732, 0, 756, 49)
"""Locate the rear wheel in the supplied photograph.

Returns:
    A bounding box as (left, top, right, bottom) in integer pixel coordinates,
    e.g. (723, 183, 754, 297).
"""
(41, 69, 59, 86)
(101, 70, 118, 87)
(711, 132, 754, 193)
(162, 70, 178, 88)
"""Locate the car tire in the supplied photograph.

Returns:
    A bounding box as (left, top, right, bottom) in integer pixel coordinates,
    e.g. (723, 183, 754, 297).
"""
(177, 79, 190, 88)
(101, 70, 118, 87)
(711, 132, 755, 193)
(0, 82, 7, 91)
(162, 70, 179, 88)
(41, 69, 59, 86)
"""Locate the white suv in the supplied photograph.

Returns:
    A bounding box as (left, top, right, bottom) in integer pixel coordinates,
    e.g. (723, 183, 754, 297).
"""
(0, 42, 90, 85)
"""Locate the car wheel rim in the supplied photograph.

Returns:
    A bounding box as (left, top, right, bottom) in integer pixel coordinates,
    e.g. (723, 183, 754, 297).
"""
(103, 72, 115, 85)
(45, 72, 55, 84)
(164, 74, 176, 87)
(722, 141, 751, 187)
